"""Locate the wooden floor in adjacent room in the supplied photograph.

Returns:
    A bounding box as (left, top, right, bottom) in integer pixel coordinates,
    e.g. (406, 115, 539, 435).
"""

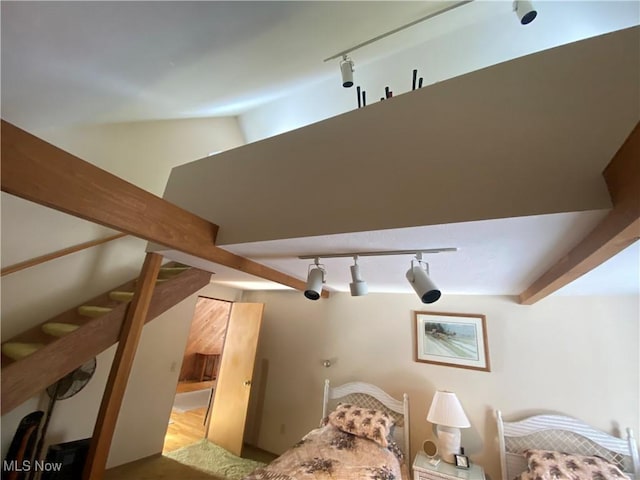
(163, 405, 209, 453)
(164, 380, 212, 453)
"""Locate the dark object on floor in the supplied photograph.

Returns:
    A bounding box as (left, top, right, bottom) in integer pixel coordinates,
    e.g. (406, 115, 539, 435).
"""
(3, 410, 44, 480)
(40, 438, 91, 480)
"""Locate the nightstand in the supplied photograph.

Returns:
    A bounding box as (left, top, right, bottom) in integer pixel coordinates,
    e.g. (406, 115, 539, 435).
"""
(413, 451, 485, 480)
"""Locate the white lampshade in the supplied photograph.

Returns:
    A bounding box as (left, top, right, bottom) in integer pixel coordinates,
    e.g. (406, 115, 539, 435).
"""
(426, 391, 470, 428)
(427, 391, 470, 463)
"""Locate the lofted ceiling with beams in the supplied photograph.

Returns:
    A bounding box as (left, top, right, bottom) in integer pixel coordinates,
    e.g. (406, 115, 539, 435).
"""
(1, 1, 638, 299)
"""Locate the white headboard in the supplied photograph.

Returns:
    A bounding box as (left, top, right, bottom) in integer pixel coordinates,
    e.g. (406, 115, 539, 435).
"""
(322, 379, 410, 469)
(496, 410, 639, 480)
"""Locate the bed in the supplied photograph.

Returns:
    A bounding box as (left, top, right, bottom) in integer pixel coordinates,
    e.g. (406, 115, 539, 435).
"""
(243, 379, 410, 480)
(496, 410, 639, 480)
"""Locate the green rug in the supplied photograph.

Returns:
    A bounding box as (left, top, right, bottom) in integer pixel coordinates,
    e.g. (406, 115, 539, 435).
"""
(165, 440, 266, 480)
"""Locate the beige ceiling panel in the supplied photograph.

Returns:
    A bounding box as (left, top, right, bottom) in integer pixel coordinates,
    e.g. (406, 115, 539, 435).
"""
(163, 26, 639, 245)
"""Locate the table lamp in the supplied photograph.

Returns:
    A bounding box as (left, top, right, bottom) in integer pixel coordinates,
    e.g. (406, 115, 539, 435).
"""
(426, 390, 470, 463)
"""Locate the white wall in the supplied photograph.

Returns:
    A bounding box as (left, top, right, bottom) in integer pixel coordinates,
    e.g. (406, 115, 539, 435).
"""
(107, 283, 243, 467)
(241, 290, 639, 480)
(1, 117, 246, 464)
(239, 2, 640, 143)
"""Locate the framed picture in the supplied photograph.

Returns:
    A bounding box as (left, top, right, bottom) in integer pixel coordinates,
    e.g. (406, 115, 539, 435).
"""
(454, 453, 470, 469)
(414, 311, 490, 372)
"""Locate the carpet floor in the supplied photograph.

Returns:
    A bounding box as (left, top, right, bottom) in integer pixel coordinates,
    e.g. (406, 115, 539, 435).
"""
(106, 455, 226, 480)
(164, 440, 265, 480)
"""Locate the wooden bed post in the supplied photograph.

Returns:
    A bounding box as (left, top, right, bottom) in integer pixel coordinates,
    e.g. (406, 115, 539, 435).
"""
(82, 252, 163, 480)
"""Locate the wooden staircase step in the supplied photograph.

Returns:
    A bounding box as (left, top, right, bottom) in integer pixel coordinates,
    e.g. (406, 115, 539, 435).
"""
(158, 266, 190, 279)
(78, 306, 113, 318)
(1, 264, 212, 415)
(135, 278, 168, 285)
(109, 291, 134, 302)
(2, 342, 44, 361)
(0, 265, 184, 365)
(42, 322, 80, 337)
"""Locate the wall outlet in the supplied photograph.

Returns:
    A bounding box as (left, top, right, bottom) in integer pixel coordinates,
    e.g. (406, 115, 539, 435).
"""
(280, 423, 286, 434)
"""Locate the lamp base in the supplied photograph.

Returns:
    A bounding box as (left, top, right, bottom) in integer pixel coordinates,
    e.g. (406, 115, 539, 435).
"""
(436, 425, 461, 464)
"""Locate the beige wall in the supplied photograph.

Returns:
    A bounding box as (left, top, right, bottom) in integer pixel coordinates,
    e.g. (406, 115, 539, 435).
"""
(1, 117, 246, 465)
(242, 290, 639, 480)
(162, 28, 640, 246)
(35, 117, 245, 197)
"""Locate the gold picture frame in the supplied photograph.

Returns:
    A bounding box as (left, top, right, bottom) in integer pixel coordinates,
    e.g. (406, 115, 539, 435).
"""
(414, 311, 490, 372)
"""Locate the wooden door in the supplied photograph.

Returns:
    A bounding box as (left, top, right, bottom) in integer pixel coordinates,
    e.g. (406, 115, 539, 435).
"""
(206, 302, 264, 455)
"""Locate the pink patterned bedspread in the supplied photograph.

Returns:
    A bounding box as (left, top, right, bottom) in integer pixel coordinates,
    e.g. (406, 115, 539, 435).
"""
(243, 425, 403, 480)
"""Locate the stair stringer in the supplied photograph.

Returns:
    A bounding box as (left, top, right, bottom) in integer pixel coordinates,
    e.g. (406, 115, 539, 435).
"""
(1, 266, 211, 415)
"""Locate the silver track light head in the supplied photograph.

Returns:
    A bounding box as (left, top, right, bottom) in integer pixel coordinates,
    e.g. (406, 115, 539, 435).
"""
(349, 258, 368, 296)
(340, 55, 354, 88)
(304, 261, 325, 300)
(514, 0, 537, 25)
(406, 261, 441, 304)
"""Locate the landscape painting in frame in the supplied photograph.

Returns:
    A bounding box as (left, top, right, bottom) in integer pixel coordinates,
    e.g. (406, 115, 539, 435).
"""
(414, 311, 490, 371)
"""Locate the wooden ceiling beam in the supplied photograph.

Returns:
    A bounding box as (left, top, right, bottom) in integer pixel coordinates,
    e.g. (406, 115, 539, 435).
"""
(0, 120, 324, 296)
(519, 122, 640, 304)
(1, 120, 219, 247)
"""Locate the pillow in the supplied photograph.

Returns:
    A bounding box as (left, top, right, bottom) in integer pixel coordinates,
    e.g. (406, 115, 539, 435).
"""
(522, 449, 629, 480)
(328, 403, 395, 447)
(387, 439, 405, 463)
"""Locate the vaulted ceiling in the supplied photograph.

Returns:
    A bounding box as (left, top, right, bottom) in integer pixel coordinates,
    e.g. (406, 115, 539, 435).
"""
(2, 1, 638, 299)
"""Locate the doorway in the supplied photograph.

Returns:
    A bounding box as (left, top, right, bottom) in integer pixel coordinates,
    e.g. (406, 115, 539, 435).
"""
(163, 296, 231, 453)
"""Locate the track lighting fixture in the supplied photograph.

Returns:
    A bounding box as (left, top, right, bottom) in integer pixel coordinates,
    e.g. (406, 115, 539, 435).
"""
(325, 0, 536, 94)
(513, 0, 537, 25)
(340, 55, 354, 88)
(324, 2, 473, 64)
(304, 258, 326, 301)
(405, 254, 441, 304)
(299, 248, 455, 301)
(349, 256, 368, 297)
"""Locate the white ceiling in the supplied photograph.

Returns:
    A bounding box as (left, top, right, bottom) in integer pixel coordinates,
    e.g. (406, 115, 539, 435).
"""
(1, 1, 455, 129)
(2, 1, 639, 299)
(157, 210, 636, 296)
